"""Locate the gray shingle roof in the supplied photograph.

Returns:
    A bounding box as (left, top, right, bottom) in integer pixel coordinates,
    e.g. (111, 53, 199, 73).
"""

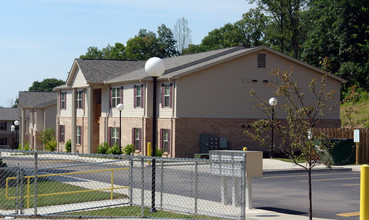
(0, 108, 19, 120)
(18, 91, 57, 108)
(75, 59, 146, 83)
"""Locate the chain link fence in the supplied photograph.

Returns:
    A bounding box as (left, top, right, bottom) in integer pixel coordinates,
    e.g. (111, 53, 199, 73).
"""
(0, 150, 247, 219)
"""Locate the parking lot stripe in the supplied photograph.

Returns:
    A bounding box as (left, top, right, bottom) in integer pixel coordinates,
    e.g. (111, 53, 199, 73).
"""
(299, 177, 359, 182)
(336, 212, 360, 217)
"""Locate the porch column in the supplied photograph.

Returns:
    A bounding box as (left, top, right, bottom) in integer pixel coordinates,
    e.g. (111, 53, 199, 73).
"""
(71, 88, 77, 153)
(87, 87, 93, 154)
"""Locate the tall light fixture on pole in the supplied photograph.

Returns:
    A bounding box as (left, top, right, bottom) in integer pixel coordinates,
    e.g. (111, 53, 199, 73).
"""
(14, 120, 20, 149)
(116, 103, 124, 155)
(145, 57, 165, 213)
(11, 125, 15, 150)
(269, 97, 277, 158)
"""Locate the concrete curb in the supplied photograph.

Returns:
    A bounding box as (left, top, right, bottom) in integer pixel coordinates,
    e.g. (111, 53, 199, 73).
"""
(263, 167, 353, 175)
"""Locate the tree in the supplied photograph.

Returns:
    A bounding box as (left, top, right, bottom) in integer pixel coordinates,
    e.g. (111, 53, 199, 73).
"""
(39, 128, 57, 151)
(246, 67, 338, 220)
(174, 17, 192, 53)
(28, 78, 65, 92)
(125, 29, 161, 60)
(157, 24, 179, 57)
(80, 46, 103, 59)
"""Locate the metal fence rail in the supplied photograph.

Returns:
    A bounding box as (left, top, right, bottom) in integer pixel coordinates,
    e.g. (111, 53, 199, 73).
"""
(0, 150, 246, 219)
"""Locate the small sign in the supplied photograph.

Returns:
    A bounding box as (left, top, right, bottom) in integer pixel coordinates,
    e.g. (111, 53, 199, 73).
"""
(354, 129, 360, 143)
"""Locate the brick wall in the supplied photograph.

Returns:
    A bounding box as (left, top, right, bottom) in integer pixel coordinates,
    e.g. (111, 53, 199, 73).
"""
(173, 118, 341, 158)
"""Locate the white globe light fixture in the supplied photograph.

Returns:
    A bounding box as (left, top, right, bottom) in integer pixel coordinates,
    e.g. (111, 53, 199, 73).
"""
(145, 57, 165, 77)
(269, 97, 278, 106)
(11, 125, 15, 132)
(14, 120, 20, 126)
(116, 103, 124, 111)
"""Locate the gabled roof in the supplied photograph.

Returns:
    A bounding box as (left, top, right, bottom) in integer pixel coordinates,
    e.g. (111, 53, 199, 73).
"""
(62, 46, 346, 87)
(0, 108, 19, 120)
(18, 91, 57, 109)
(66, 59, 146, 85)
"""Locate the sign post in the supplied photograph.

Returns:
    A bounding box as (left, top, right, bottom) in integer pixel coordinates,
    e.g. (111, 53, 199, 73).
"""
(354, 129, 360, 164)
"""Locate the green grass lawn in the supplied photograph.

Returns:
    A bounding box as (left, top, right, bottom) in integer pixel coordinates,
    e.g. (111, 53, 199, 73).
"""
(0, 179, 126, 210)
(274, 158, 306, 163)
(67, 206, 223, 219)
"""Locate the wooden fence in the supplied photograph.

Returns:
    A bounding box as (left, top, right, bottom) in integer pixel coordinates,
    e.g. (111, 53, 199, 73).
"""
(314, 128, 369, 164)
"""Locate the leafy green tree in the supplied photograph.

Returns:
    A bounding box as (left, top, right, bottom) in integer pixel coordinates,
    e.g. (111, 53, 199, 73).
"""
(80, 46, 103, 59)
(125, 29, 160, 60)
(157, 24, 179, 57)
(28, 78, 65, 92)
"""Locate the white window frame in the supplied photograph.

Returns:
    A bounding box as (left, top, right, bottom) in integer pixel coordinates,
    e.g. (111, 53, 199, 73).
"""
(135, 86, 142, 107)
(61, 92, 66, 109)
(163, 84, 171, 107)
(111, 127, 119, 146)
(112, 88, 121, 108)
(76, 126, 82, 145)
(76, 90, 83, 109)
(162, 129, 169, 152)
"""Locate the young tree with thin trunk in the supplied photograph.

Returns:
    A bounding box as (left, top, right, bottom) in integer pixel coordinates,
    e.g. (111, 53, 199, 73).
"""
(174, 17, 192, 53)
(246, 67, 338, 220)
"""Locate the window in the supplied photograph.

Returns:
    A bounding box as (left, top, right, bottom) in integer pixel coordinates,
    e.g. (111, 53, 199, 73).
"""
(0, 122, 7, 131)
(161, 129, 170, 153)
(0, 138, 7, 145)
(134, 85, 143, 108)
(132, 128, 141, 150)
(257, 54, 266, 68)
(111, 87, 122, 108)
(110, 127, 120, 146)
(60, 92, 67, 110)
(161, 83, 173, 108)
(76, 126, 82, 145)
(59, 125, 65, 143)
(76, 90, 84, 109)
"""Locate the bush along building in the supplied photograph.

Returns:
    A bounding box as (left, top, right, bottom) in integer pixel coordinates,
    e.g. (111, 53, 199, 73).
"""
(54, 46, 345, 158)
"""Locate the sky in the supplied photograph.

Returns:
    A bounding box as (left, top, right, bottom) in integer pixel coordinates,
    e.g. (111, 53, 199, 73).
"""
(0, 0, 255, 107)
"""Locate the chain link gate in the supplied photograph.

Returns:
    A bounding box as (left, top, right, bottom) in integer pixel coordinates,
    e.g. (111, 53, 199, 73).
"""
(0, 150, 247, 219)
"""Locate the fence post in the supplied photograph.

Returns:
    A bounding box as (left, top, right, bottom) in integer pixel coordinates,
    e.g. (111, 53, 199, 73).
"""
(34, 152, 38, 216)
(160, 160, 164, 209)
(129, 155, 133, 206)
(16, 163, 19, 214)
(240, 154, 246, 220)
(194, 160, 198, 214)
(360, 165, 369, 220)
(141, 157, 144, 218)
(20, 168, 24, 214)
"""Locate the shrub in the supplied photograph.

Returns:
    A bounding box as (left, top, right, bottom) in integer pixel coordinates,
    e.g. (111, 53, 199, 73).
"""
(45, 139, 57, 151)
(155, 148, 164, 157)
(65, 139, 71, 153)
(107, 143, 121, 155)
(123, 144, 135, 155)
(97, 142, 109, 154)
(19, 141, 31, 151)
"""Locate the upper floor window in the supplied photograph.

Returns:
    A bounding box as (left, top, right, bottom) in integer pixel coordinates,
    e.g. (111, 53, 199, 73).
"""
(134, 85, 144, 108)
(161, 83, 173, 108)
(110, 87, 123, 108)
(0, 122, 7, 131)
(76, 90, 84, 109)
(60, 92, 67, 110)
(257, 54, 266, 68)
(76, 126, 82, 145)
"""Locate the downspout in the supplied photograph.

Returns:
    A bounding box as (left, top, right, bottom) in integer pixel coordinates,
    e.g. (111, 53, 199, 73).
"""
(104, 81, 110, 143)
(170, 79, 176, 157)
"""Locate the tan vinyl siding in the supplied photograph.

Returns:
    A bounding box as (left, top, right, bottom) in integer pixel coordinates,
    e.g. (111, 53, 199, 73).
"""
(72, 69, 88, 88)
(60, 90, 72, 117)
(176, 50, 341, 119)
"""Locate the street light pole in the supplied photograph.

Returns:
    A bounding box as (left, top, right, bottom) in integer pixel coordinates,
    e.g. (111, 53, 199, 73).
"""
(14, 120, 19, 150)
(11, 125, 15, 150)
(116, 103, 124, 155)
(145, 57, 165, 213)
(269, 98, 277, 158)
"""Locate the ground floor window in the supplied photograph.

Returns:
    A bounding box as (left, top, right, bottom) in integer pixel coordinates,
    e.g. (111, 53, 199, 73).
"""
(59, 125, 65, 143)
(0, 137, 7, 145)
(161, 129, 170, 153)
(110, 127, 120, 146)
(133, 128, 141, 150)
(76, 126, 82, 145)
